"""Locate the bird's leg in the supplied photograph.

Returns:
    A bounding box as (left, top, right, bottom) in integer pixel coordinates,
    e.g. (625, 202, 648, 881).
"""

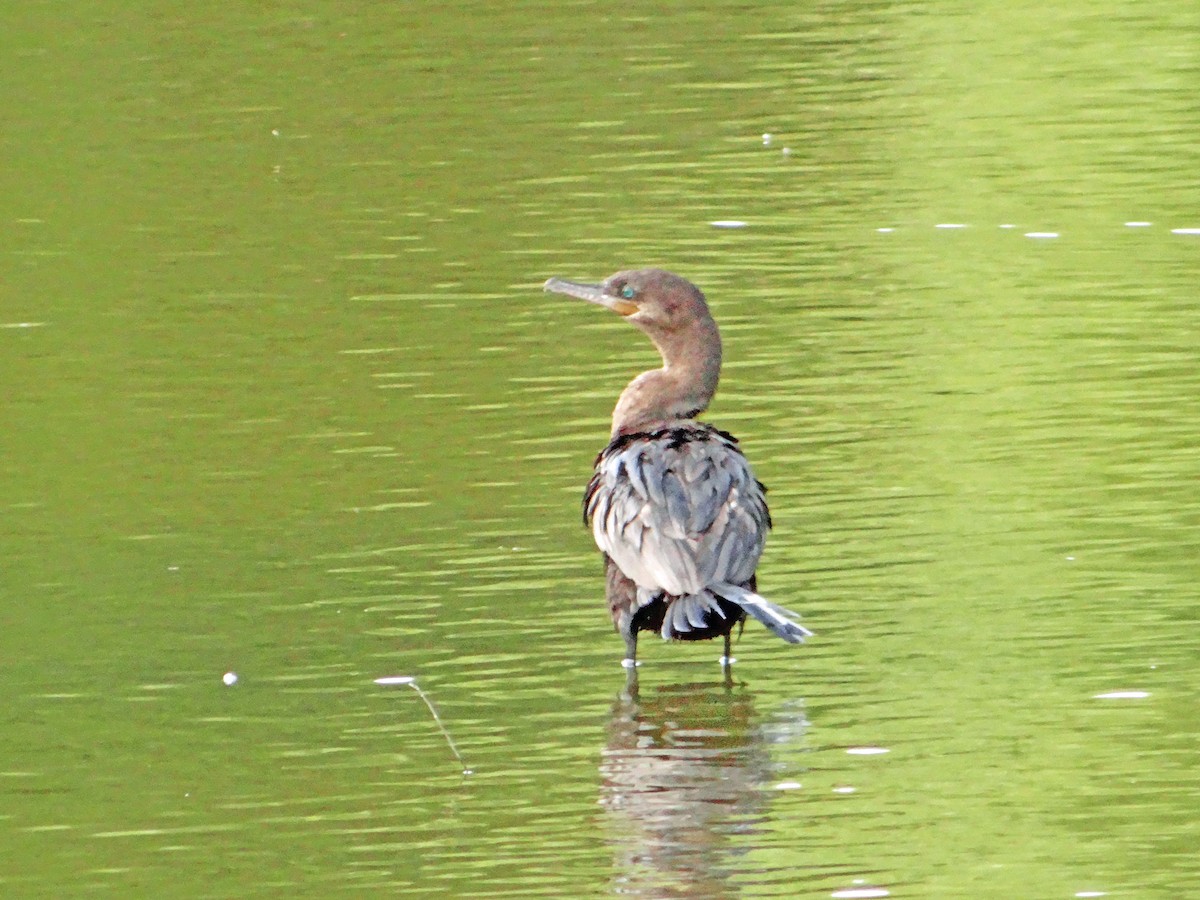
(719, 631, 736, 668)
(609, 558, 641, 670)
(621, 630, 639, 670)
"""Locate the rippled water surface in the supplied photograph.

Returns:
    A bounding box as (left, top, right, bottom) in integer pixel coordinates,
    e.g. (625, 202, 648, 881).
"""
(4, 2, 1199, 897)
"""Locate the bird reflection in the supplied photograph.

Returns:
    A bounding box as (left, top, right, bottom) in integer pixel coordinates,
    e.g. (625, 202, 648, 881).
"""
(600, 679, 775, 898)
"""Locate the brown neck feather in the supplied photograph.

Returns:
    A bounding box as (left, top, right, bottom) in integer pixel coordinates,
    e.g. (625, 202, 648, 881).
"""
(611, 317, 721, 437)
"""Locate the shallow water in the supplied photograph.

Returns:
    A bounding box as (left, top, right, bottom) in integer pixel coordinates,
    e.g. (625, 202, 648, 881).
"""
(3, 2, 1199, 897)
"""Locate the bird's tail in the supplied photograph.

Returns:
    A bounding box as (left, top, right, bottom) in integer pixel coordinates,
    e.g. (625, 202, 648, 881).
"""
(661, 584, 813, 644)
(716, 582, 813, 643)
(659, 589, 731, 639)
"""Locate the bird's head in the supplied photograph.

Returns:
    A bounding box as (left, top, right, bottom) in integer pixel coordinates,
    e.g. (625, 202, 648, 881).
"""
(544, 267, 723, 433)
(543, 268, 712, 335)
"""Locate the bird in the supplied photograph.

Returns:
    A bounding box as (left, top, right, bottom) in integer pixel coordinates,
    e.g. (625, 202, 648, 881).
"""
(543, 268, 812, 668)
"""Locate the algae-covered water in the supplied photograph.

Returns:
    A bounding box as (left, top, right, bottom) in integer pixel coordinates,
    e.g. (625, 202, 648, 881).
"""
(3, 2, 1198, 896)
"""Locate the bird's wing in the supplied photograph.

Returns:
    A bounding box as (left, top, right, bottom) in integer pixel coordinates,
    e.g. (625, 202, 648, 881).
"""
(584, 427, 770, 597)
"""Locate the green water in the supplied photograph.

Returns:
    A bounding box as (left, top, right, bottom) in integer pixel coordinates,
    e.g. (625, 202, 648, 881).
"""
(3, 2, 1198, 897)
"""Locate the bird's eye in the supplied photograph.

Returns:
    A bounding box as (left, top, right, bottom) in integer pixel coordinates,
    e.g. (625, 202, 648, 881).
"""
(619, 285, 637, 300)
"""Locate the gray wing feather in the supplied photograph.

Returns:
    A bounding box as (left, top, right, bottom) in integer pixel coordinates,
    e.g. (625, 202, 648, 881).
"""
(619, 449, 649, 501)
(640, 452, 666, 506)
(658, 469, 692, 540)
(688, 470, 727, 536)
(587, 427, 769, 598)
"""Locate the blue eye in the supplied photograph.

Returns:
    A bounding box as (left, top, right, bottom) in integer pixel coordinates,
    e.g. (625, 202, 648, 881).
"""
(620, 285, 636, 299)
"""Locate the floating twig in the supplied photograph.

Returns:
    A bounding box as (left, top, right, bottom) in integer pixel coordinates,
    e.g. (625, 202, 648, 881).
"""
(374, 676, 471, 775)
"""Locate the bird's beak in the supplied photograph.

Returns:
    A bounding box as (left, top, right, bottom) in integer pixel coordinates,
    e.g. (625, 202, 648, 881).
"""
(543, 277, 638, 316)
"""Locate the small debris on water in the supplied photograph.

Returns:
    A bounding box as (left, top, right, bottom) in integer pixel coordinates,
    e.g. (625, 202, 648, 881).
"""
(832, 886, 890, 899)
(1093, 691, 1149, 700)
(846, 746, 890, 756)
(710, 220, 748, 229)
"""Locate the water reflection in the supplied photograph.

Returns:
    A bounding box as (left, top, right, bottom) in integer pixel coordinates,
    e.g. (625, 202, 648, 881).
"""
(601, 679, 785, 898)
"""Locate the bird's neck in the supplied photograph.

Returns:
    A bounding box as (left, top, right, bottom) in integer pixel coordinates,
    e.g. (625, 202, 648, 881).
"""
(611, 319, 722, 438)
